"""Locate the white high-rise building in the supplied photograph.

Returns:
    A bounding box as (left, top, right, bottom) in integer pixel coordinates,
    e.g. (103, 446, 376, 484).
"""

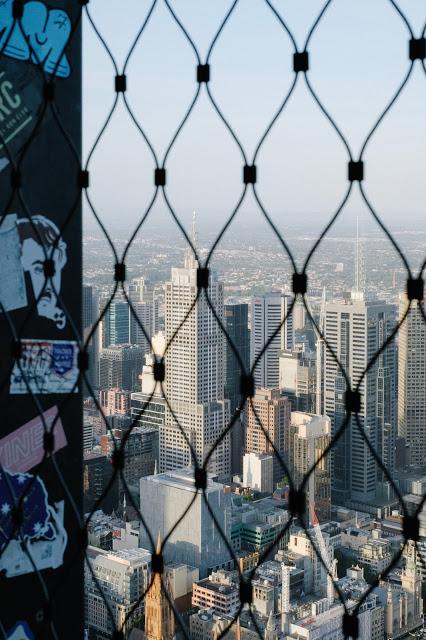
(398, 293, 426, 466)
(159, 243, 230, 477)
(323, 293, 396, 508)
(250, 293, 293, 389)
(128, 277, 159, 357)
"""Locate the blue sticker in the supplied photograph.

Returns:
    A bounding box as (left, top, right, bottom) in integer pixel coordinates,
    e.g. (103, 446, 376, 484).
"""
(6, 621, 34, 640)
(0, 0, 71, 78)
(52, 342, 74, 375)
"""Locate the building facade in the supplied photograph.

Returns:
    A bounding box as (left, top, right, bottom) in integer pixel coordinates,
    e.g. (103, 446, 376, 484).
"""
(160, 252, 230, 477)
(99, 344, 144, 392)
(250, 294, 293, 389)
(323, 295, 396, 507)
(139, 469, 233, 578)
(245, 388, 291, 483)
(85, 547, 151, 639)
(224, 303, 250, 474)
(397, 293, 426, 466)
(288, 412, 331, 522)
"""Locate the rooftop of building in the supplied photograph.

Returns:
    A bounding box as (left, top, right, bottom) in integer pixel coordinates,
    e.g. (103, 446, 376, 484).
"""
(140, 467, 224, 494)
(87, 545, 152, 567)
(194, 578, 237, 596)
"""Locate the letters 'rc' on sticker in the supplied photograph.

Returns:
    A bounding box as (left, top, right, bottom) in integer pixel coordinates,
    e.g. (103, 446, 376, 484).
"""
(10, 339, 79, 395)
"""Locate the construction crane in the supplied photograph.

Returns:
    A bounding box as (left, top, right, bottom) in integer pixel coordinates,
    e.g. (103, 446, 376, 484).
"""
(309, 502, 337, 606)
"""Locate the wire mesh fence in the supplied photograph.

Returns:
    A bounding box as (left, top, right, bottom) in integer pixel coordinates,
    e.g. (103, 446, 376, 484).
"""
(0, 0, 425, 638)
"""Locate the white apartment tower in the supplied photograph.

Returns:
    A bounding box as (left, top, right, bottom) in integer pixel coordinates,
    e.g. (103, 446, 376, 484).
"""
(324, 293, 396, 507)
(251, 293, 293, 389)
(160, 242, 230, 477)
(398, 293, 426, 466)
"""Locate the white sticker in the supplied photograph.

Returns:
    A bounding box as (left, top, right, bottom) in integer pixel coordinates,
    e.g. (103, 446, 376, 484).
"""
(10, 339, 79, 395)
(0, 214, 27, 312)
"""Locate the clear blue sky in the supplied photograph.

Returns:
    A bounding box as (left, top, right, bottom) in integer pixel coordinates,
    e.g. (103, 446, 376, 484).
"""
(82, 0, 425, 237)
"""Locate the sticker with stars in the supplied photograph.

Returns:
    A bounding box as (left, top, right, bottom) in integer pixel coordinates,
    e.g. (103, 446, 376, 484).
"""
(0, 469, 67, 578)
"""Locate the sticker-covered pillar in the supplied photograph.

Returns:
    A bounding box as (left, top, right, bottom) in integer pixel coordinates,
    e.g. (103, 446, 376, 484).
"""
(0, 1, 83, 637)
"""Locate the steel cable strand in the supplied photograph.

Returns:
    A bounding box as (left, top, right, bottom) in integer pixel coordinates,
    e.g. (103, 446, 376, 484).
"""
(387, 0, 415, 38)
(250, 295, 297, 384)
(301, 292, 351, 386)
(204, 186, 247, 268)
(358, 182, 413, 277)
(159, 384, 199, 471)
(302, 183, 353, 273)
(161, 188, 202, 266)
(252, 184, 302, 273)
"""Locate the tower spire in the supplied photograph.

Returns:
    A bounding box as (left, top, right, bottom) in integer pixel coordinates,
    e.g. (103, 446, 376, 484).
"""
(192, 210, 197, 251)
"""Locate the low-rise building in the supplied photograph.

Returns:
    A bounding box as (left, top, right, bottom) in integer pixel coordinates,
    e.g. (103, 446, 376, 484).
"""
(192, 571, 239, 615)
(85, 546, 151, 639)
(357, 530, 393, 575)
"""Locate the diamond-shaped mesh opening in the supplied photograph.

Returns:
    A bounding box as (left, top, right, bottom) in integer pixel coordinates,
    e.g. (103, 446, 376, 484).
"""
(0, 1, 425, 639)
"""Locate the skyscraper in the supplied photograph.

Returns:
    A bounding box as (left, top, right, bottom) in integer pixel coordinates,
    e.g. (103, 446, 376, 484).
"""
(83, 285, 99, 392)
(128, 277, 159, 357)
(99, 344, 144, 392)
(224, 303, 250, 474)
(102, 299, 130, 348)
(279, 346, 316, 413)
(250, 293, 293, 389)
(245, 388, 291, 483)
(159, 243, 230, 477)
(398, 293, 426, 466)
(324, 293, 396, 508)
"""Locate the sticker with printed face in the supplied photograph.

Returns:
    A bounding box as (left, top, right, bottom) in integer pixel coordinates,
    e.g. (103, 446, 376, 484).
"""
(0, 0, 71, 78)
(10, 339, 79, 394)
(0, 213, 68, 329)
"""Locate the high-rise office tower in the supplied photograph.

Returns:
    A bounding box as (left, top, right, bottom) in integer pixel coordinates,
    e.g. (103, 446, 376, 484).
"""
(288, 412, 331, 521)
(245, 388, 291, 483)
(324, 293, 396, 507)
(279, 346, 316, 413)
(102, 299, 130, 348)
(250, 293, 293, 389)
(82, 285, 99, 392)
(160, 234, 230, 477)
(224, 303, 250, 474)
(99, 344, 144, 392)
(128, 277, 159, 356)
(398, 293, 426, 466)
